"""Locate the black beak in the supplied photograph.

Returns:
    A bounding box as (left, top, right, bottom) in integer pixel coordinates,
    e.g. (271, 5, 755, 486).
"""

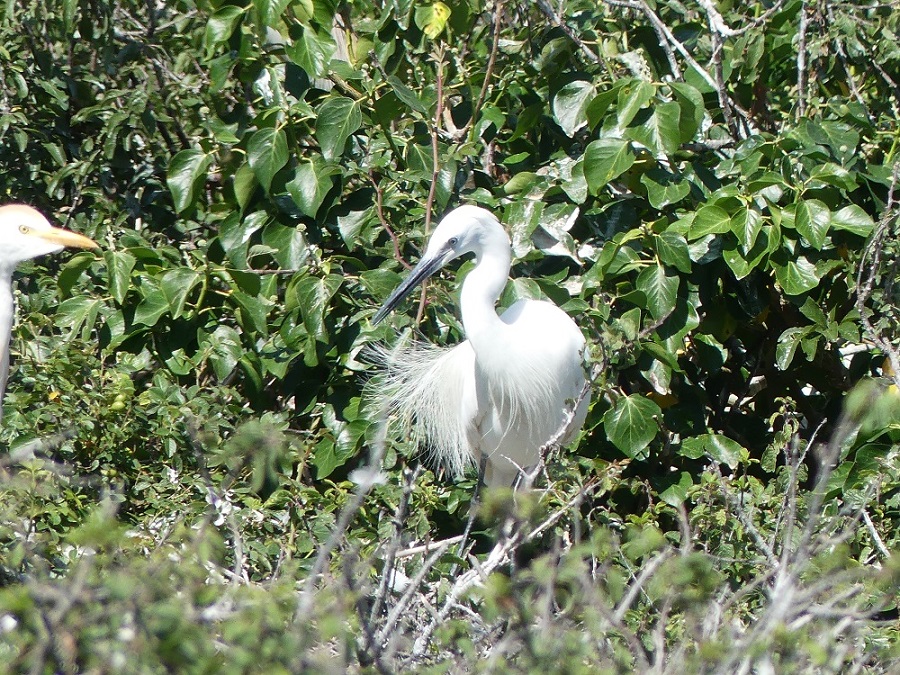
(372, 248, 452, 325)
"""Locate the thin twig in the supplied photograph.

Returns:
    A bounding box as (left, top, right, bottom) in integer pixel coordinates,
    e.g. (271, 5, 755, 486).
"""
(462, 0, 505, 142)
(416, 48, 446, 323)
(370, 173, 412, 270)
(797, 0, 809, 118)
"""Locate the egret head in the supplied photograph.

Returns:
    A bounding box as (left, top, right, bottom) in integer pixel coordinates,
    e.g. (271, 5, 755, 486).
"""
(373, 205, 508, 324)
(0, 204, 98, 270)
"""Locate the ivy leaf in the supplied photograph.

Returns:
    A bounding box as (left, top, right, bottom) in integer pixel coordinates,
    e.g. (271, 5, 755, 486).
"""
(104, 250, 136, 305)
(134, 277, 168, 327)
(809, 162, 857, 191)
(204, 6, 244, 55)
(669, 81, 705, 142)
(287, 158, 340, 217)
(773, 256, 821, 295)
(616, 79, 655, 127)
(552, 80, 595, 137)
(603, 394, 661, 458)
(55, 296, 103, 341)
(641, 169, 690, 209)
(831, 204, 875, 236)
(689, 205, 731, 239)
(679, 434, 745, 469)
(286, 24, 336, 78)
(584, 138, 635, 193)
(247, 128, 289, 193)
(290, 275, 344, 340)
(636, 262, 679, 319)
(794, 199, 831, 250)
(160, 268, 202, 319)
(776, 326, 813, 370)
(316, 96, 362, 161)
(262, 222, 308, 269)
(166, 149, 211, 213)
(658, 472, 694, 507)
(626, 101, 681, 155)
(655, 231, 692, 274)
(731, 206, 764, 251)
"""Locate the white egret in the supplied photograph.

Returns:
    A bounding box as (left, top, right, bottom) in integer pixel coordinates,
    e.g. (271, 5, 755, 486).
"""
(373, 205, 589, 487)
(0, 204, 98, 422)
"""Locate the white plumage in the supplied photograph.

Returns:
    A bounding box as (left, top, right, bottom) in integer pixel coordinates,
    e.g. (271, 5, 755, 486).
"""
(0, 204, 97, 422)
(373, 205, 589, 487)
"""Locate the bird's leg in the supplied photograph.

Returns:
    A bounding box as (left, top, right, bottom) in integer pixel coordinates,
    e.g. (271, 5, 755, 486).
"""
(452, 453, 488, 573)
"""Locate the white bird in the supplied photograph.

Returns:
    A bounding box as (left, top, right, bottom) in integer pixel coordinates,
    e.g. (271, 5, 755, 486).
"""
(373, 205, 589, 487)
(0, 204, 98, 422)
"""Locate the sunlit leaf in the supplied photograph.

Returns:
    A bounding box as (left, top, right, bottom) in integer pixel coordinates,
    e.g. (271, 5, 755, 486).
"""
(166, 149, 211, 213)
(247, 128, 289, 193)
(603, 394, 661, 458)
(315, 96, 362, 161)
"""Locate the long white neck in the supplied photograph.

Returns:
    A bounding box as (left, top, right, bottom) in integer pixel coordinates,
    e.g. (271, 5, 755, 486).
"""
(459, 235, 511, 351)
(0, 268, 15, 423)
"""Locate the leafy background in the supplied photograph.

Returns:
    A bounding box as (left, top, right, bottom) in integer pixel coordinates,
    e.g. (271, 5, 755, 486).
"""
(1, 0, 899, 671)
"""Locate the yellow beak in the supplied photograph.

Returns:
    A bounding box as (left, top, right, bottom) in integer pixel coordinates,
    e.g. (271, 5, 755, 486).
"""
(33, 226, 99, 250)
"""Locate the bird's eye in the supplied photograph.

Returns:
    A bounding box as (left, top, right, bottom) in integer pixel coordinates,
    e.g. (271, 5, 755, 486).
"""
(19, 225, 29, 234)
(448, 237, 459, 247)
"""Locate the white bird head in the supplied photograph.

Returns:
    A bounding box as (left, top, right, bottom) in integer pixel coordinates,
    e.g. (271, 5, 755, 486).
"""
(0, 204, 98, 271)
(373, 205, 509, 324)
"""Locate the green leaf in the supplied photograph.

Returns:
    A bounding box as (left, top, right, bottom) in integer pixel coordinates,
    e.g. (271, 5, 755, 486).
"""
(262, 222, 308, 269)
(232, 163, 258, 212)
(809, 162, 857, 191)
(689, 205, 731, 239)
(583, 138, 635, 194)
(626, 101, 681, 155)
(723, 229, 769, 279)
(316, 96, 362, 161)
(669, 81, 704, 142)
(603, 394, 661, 458)
(220, 211, 268, 263)
(287, 158, 340, 218)
(204, 6, 244, 55)
(166, 149, 211, 213)
(831, 204, 875, 236)
(286, 24, 336, 78)
(290, 274, 343, 340)
(337, 210, 372, 249)
(654, 231, 691, 273)
(794, 199, 831, 250)
(641, 169, 690, 209)
(247, 128, 289, 193)
(104, 250, 136, 305)
(552, 80, 595, 137)
(773, 256, 821, 295)
(160, 268, 202, 319)
(776, 326, 812, 370)
(616, 79, 655, 127)
(636, 263, 679, 319)
(55, 296, 103, 341)
(730, 206, 764, 251)
(134, 278, 168, 327)
(414, 2, 451, 39)
(206, 325, 244, 381)
(254, 0, 291, 26)
(387, 75, 428, 114)
(658, 472, 694, 507)
(679, 434, 745, 469)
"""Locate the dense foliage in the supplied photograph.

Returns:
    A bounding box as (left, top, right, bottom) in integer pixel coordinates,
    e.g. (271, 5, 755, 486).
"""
(1, 0, 899, 671)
